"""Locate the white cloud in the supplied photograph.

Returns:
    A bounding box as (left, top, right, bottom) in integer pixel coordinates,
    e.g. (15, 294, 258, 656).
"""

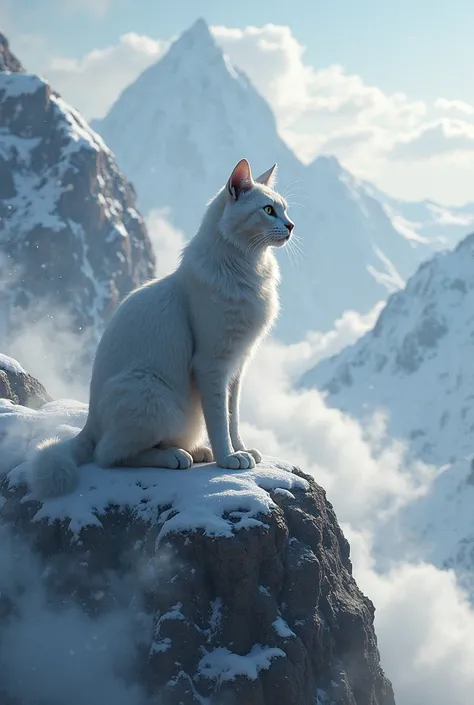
(212, 24, 474, 201)
(240, 336, 433, 525)
(145, 209, 186, 279)
(349, 529, 474, 705)
(212, 24, 426, 162)
(272, 302, 386, 382)
(6, 309, 93, 402)
(391, 118, 474, 161)
(0, 523, 150, 705)
(435, 98, 474, 116)
(44, 33, 166, 119)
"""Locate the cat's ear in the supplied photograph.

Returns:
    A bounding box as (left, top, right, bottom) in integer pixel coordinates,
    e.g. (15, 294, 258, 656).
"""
(227, 158, 253, 200)
(255, 163, 278, 188)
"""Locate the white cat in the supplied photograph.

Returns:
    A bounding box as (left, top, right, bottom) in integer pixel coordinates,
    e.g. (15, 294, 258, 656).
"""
(30, 158, 294, 498)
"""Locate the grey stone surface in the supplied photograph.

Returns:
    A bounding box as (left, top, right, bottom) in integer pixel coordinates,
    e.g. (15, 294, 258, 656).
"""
(0, 359, 51, 408)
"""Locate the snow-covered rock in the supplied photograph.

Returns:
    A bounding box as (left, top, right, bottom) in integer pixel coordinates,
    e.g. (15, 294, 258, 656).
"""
(0, 353, 51, 409)
(93, 19, 436, 341)
(0, 364, 395, 705)
(301, 232, 474, 596)
(0, 33, 155, 348)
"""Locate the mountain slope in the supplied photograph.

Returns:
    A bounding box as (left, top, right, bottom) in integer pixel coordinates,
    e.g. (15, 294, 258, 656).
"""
(93, 19, 435, 341)
(301, 233, 474, 593)
(301, 232, 474, 466)
(0, 33, 155, 348)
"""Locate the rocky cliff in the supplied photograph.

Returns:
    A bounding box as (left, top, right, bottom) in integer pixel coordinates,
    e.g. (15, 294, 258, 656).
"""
(0, 33, 24, 72)
(0, 32, 155, 348)
(0, 360, 395, 705)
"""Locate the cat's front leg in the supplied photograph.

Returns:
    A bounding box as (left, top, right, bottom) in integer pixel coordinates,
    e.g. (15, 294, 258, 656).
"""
(228, 370, 262, 464)
(194, 361, 256, 470)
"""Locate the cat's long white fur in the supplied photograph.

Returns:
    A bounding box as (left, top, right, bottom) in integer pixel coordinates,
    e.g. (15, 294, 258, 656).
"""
(29, 158, 295, 498)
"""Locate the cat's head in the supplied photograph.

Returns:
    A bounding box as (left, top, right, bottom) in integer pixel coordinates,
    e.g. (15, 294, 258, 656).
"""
(219, 158, 294, 252)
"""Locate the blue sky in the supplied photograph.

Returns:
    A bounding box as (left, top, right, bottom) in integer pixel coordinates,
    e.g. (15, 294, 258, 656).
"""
(10, 0, 474, 104)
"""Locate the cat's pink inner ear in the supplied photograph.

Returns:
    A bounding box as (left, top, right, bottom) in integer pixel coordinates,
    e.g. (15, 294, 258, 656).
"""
(255, 163, 277, 187)
(227, 158, 253, 199)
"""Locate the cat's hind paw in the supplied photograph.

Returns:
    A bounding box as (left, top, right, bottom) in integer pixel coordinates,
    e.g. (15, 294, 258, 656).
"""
(191, 446, 214, 463)
(160, 448, 193, 470)
(218, 451, 256, 470)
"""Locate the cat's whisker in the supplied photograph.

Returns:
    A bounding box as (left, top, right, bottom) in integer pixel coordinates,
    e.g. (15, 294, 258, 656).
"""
(285, 232, 304, 261)
(282, 189, 308, 203)
(283, 187, 307, 198)
(246, 231, 270, 255)
(286, 201, 306, 210)
(291, 243, 304, 263)
(287, 242, 302, 268)
(286, 240, 297, 268)
(281, 180, 305, 198)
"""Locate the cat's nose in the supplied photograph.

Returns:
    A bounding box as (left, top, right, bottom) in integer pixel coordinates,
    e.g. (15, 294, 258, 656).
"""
(285, 222, 294, 232)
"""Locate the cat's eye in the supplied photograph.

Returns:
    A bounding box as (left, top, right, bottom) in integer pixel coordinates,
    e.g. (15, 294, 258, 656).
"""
(264, 205, 275, 216)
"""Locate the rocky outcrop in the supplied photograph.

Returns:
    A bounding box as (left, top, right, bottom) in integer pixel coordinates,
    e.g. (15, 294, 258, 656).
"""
(0, 354, 51, 408)
(0, 32, 23, 72)
(0, 33, 155, 348)
(0, 391, 395, 705)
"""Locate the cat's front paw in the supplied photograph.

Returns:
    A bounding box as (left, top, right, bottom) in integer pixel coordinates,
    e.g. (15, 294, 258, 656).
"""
(233, 447, 262, 464)
(246, 448, 262, 464)
(218, 451, 256, 470)
(191, 446, 214, 463)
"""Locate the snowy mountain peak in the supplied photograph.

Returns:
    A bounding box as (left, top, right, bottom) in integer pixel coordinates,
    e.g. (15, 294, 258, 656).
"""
(92, 20, 285, 228)
(158, 17, 244, 86)
(172, 17, 217, 54)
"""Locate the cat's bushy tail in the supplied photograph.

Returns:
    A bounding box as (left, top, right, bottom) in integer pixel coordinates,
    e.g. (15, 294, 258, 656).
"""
(29, 428, 95, 499)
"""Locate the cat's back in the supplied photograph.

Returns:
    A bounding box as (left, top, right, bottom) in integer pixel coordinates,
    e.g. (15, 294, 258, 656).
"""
(90, 273, 190, 392)
(102, 274, 180, 339)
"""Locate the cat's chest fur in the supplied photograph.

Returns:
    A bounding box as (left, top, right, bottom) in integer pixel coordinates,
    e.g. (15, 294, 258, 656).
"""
(190, 256, 279, 363)
(225, 276, 277, 336)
